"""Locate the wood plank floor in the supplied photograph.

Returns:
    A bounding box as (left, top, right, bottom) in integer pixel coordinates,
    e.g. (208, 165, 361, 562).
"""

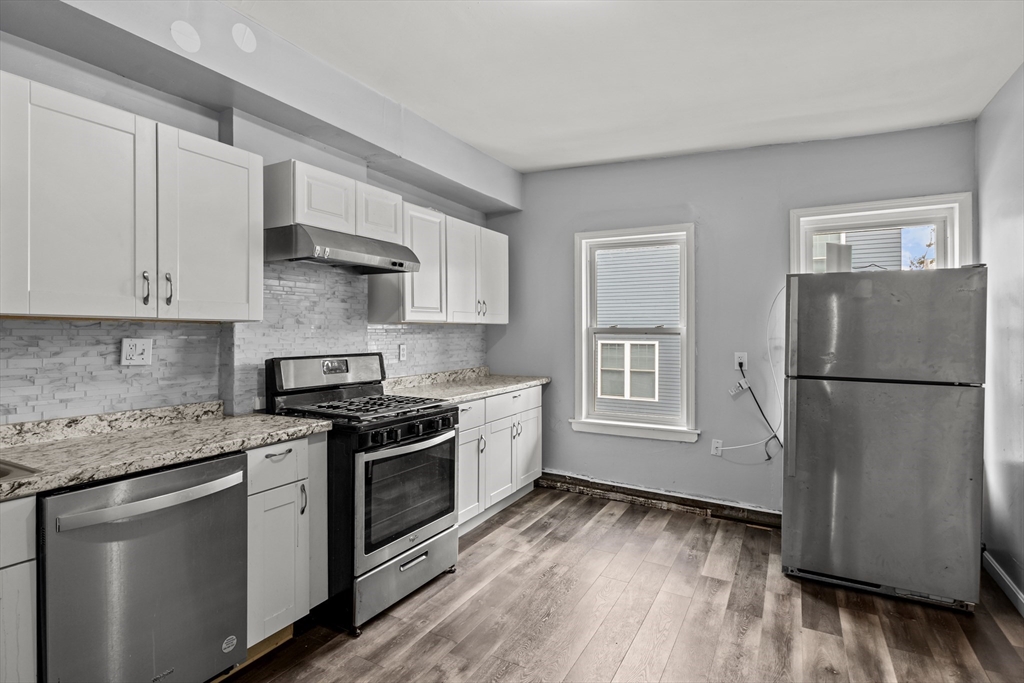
(226, 489, 1024, 683)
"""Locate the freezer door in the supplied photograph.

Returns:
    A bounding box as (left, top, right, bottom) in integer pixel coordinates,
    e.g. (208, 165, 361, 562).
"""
(782, 378, 983, 603)
(786, 268, 986, 384)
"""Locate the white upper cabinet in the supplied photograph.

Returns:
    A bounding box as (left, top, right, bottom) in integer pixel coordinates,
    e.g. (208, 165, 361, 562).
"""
(478, 228, 509, 324)
(445, 217, 481, 323)
(445, 217, 509, 324)
(0, 71, 263, 322)
(402, 204, 447, 321)
(157, 125, 263, 322)
(0, 72, 157, 318)
(367, 203, 449, 324)
(264, 159, 356, 234)
(356, 183, 403, 245)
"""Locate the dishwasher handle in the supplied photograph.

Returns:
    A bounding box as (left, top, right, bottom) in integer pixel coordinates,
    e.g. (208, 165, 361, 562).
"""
(55, 470, 244, 532)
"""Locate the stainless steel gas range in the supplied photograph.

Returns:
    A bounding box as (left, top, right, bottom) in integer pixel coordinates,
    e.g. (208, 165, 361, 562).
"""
(265, 353, 458, 634)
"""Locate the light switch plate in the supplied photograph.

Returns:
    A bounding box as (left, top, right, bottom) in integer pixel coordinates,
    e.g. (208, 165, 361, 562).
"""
(121, 338, 153, 365)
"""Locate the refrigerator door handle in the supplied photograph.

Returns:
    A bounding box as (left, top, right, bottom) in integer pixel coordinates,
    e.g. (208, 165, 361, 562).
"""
(785, 380, 797, 478)
(786, 276, 799, 377)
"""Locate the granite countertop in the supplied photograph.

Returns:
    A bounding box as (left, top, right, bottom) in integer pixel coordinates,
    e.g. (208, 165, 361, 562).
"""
(388, 372, 551, 404)
(0, 405, 331, 501)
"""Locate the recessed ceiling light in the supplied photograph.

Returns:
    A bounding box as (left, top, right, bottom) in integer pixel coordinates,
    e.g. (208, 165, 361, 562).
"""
(170, 20, 201, 54)
(232, 23, 257, 53)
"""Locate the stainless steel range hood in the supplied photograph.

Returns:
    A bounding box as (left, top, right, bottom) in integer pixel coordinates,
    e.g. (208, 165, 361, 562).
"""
(265, 225, 420, 275)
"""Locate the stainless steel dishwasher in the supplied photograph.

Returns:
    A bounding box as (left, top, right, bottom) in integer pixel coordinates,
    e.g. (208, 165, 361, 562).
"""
(39, 453, 247, 683)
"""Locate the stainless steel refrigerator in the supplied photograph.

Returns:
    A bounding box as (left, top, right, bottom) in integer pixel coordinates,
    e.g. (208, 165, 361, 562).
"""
(782, 266, 987, 610)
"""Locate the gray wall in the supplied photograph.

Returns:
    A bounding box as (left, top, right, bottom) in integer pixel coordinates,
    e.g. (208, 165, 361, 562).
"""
(977, 64, 1024, 607)
(0, 32, 487, 424)
(487, 122, 977, 511)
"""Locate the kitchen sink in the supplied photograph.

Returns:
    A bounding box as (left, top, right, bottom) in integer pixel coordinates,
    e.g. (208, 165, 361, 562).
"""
(0, 459, 39, 483)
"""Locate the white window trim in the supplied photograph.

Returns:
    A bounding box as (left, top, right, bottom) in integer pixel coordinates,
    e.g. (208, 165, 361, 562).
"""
(789, 192, 974, 274)
(597, 340, 660, 402)
(571, 224, 698, 443)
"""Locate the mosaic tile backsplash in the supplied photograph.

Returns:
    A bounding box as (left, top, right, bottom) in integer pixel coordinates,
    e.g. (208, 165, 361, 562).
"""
(1, 262, 487, 424)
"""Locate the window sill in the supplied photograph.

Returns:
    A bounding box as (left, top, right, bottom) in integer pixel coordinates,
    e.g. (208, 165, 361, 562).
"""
(569, 418, 700, 443)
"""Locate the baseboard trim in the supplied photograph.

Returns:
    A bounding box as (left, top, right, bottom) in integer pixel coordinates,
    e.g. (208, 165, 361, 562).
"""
(537, 472, 781, 528)
(457, 483, 535, 537)
(983, 550, 1024, 618)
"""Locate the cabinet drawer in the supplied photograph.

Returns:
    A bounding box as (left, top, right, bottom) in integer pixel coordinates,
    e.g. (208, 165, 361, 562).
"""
(0, 497, 36, 569)
(457, 399, 485, 431)
(485, 386, 541, 422)
(247, 438, 308, 495)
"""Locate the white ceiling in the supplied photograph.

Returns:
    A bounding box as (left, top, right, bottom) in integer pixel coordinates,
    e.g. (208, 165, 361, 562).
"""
(223, 0, 1024, 173)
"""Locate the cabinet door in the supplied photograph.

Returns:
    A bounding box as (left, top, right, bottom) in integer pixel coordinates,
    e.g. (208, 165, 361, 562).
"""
(478, 228, 509, 324)
(356, 182, 403, 244)
(0, 73, 156, 318)
(446, 217, 480, 323)
(158, 125, 263, 321)
(515, 407, 543, 489)
(458, 427, 484, 523)
(0, 560, 36, 683)
(403, 204, 447, 322)
(247, 481, 310, 648)
(484, 417, 515, 507)
(293, 161, 356, 233)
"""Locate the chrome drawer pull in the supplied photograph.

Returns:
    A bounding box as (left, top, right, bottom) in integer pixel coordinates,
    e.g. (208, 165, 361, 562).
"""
(460, 406, 472, 412)
(165, 272, 174, 305)
(399, 551, 428, 572)
(142, 271, 151, 305)
(300, 483, 307, 515)
(264, 448, 293, 461)
(479, 436, 486, 452)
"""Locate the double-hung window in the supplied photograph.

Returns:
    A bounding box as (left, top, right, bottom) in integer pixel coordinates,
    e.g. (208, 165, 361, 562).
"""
(572, 224, 697, 442)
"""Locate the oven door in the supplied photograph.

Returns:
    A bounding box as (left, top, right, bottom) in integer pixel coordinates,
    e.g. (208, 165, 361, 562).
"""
(354, 430, 457, 575)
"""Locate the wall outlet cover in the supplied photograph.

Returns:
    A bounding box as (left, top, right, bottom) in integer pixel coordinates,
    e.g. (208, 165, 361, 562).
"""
(399, 343, 407, 361)
(734, 352, 747, 370)
(711, 439, 723, 456)
(121, 338, 153, 365)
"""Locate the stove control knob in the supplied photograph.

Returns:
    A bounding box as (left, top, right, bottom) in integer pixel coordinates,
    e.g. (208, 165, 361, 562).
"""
(415, 422, 425, 437)
(387, 428, 400, 443)
(370, 431, 383, 445)
(441, 416, 453, 429)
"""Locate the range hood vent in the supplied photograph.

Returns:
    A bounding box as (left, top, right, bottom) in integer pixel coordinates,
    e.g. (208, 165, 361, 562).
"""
(264, 224, 420, 275)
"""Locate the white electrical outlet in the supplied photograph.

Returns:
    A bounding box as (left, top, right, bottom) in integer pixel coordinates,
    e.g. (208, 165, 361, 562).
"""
(121, 338, 153, 366)
(399, 344, 407, 361)
(711, 439, 723, 456)
(734, 352, 747, 370)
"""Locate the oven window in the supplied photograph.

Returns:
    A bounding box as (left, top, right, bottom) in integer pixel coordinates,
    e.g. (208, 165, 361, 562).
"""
(364, 436, 455, 554)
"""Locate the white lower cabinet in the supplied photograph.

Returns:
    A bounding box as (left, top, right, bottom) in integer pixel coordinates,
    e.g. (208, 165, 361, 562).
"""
(0, 561, 36, 683)
(458, 387, 543, 528)
(246, 440, 310, 648)
(457, 427, 485, 523)
(0, 496, 36, 683)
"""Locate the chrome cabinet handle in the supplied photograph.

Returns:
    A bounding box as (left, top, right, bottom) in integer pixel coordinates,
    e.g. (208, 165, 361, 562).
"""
(483, 300, 487, 315)
(512, 393, 521, 399)
(165, 273, 173, 305)
(264, 448, 293, 460)
(512, 423, 517, 440)
(476, 300, 482, 314)
(479, 435, 486, 452)
(399, 551, 429, 572)
(300, 482, 307, 515)
(460, 406, 472, 413)
(142, 271, 151, 305)
(56, 471, 243, 532)
(516, 422, 522, 437)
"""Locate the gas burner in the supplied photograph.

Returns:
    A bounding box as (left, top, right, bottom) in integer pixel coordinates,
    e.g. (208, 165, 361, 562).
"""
(297, 394, 447, 422)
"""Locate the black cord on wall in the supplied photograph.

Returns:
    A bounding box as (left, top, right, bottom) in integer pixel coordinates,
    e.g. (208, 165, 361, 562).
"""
(739, 362, 783, 461)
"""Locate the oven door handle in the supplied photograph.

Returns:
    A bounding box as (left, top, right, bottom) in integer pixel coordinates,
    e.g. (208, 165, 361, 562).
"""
(360, 430, 455, 462)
